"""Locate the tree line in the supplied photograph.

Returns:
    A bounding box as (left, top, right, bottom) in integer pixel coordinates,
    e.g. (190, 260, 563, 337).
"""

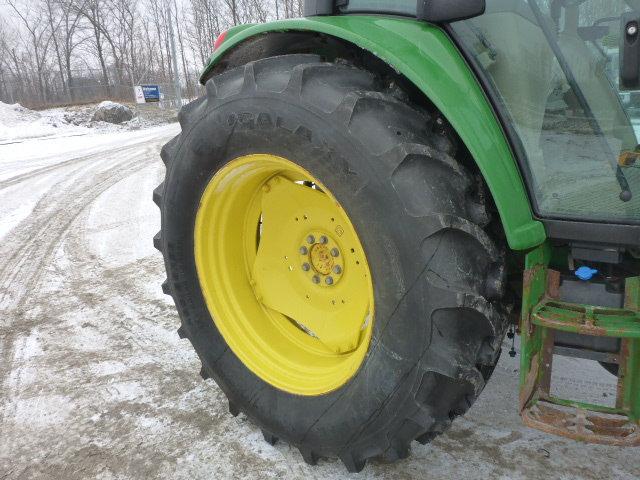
(0, 0, 304, 108)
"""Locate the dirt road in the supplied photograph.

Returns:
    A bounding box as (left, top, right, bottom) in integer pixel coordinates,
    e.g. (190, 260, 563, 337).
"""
(0, 125, 637, 480)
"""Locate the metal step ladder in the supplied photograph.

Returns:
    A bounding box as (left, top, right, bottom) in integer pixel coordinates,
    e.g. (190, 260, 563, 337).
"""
(519, 244, 640, 446)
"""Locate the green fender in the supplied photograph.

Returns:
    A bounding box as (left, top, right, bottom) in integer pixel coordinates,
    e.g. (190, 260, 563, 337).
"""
(200, 16, 547, 251)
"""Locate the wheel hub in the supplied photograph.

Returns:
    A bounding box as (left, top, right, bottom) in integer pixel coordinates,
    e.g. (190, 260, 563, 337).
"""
(301, 232, 343, 286)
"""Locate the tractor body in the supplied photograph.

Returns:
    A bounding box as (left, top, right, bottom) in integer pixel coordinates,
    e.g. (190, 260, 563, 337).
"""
(198, 0, 640, 446)
(155, 2, 640, 468)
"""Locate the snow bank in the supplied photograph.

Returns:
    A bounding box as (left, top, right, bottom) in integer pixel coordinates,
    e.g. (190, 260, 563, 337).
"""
(0, 102, 41, 125)
(0, 100, 175, 143)
(0, 101, 83, 143)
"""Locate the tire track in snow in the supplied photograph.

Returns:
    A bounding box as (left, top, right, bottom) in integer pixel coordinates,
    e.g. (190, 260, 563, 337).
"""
(0, 142, 152, 190)
(0, 135, 168, 430)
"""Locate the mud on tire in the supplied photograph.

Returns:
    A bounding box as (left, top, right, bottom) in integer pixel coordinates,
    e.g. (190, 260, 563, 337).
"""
(153, 54, 508, 472)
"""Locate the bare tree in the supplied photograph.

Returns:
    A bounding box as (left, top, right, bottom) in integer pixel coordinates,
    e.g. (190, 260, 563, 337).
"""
(44, 0, 70, 98)
(55, 0, 88, 100)
(0, 0, 314, 107)
(279, 0, 303, 19)
(7, 0, 53, 102)
(74, 0, 112, 96)
(187, 0, 223, 65)
(108, 0, 139, 85)
(221, 0, 239, 26)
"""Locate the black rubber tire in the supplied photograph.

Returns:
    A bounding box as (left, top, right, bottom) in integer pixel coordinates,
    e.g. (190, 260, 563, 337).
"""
(154, 54, 508, 472)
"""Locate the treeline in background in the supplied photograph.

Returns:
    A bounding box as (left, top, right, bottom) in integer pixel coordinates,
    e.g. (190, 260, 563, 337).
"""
(0, 0, 304, 108)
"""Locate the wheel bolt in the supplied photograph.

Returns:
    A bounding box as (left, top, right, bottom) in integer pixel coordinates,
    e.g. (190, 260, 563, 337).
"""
(333, 265, 342, 275)
(299, 246, 308, 255)
(325, 276, 334, 285)
(307, 235, 315, 244)
(319, 235, 328, 244)
(302, 263, 310, 271)
(330, 248, 340, 257)
(312, 275, 320, 284)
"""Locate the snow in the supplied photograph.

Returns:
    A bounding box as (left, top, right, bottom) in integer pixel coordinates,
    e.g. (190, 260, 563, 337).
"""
(0, 101, 176, 145)
(97, 100, 122, 109)
(0, 108, 637, 480)
(0, 101, 87, 143)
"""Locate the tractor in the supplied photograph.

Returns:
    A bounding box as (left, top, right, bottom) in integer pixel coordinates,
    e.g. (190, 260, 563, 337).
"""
(153, 0, 640, 472)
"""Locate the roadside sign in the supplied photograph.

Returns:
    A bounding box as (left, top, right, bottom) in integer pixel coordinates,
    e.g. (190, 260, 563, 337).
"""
(142, 85, 161, 102)
(134, 86, 145, 104)
(134, 85, 161, 103)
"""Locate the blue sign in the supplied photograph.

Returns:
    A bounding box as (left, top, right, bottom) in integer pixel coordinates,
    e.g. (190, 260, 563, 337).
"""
(141, 85, 160, 102)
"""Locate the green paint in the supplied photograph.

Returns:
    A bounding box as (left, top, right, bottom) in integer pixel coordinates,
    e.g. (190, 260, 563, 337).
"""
(200, 16, 546, 251)
(622, 277, 640, 422)
(532, 300, 640, 338)
(520, 245, 640, 426)
(519, 243, 550, 389)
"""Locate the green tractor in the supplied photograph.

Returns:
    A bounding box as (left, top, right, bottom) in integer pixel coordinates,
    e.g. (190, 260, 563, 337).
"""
(153, 0, 640, 471)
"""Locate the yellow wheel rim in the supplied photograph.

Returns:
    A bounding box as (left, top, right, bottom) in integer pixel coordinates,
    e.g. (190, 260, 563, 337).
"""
(194, 154, 374, 395)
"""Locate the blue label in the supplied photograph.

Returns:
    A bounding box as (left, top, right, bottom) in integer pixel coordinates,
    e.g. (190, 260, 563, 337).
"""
(141, 85, 160, 102)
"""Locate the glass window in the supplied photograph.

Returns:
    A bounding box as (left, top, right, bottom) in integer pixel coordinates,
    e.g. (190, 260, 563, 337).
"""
(452, 0, 640, 224)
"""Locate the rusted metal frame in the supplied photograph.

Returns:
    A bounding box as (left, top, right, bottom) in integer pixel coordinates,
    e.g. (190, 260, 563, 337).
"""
(519, 244, 640, 444)
(531, 301, 640, 337)
(522, 401, 640, 446)
(621, 277, 640, 422)
(553, 345, 620, 364)
(519, 244, 551, 403)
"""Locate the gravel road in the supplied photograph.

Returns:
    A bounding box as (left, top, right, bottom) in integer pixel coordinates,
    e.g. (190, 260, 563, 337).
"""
(0, 125, 637, 480)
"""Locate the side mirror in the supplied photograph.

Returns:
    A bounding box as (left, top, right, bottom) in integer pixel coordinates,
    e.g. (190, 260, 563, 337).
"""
(620, 12, 640, 90)
(417, 0, 486, 23)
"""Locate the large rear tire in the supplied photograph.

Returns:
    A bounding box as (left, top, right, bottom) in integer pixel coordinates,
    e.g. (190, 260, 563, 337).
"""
(154, 54, 508, 472)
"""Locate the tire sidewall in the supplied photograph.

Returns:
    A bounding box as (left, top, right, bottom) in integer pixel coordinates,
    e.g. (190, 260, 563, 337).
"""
(162, 94, 431, 451)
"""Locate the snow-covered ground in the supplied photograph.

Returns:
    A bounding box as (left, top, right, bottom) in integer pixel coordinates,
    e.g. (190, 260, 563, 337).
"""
(0, 101, 176, 145)
(0, 110, 638, 480)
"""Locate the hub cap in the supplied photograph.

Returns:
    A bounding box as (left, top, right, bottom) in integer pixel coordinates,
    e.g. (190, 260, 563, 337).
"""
(194, 154, 374, 395)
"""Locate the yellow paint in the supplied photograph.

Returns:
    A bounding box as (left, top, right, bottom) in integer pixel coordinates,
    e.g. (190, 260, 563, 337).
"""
(194, 154, 374, 395)
(310, 243, 333, 275)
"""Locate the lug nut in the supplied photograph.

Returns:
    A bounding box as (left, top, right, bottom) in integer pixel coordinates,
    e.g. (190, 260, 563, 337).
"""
(319, 235, 328, 244)
(312, 275, 320, 284)
(325, 276, 334, 285)
(299, 246, 308, 255)
(330, 248, 340, 257)
(302, 263, 310, 272)
(307, 235, 315, 244)
(333, 265, 342, 275)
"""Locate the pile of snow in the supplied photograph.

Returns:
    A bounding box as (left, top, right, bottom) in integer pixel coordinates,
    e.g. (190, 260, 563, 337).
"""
(91, 101, 134, 124)
(0, 100, 174, 143)
(0, 102, 41, 125)
(0, 101, 83, 143)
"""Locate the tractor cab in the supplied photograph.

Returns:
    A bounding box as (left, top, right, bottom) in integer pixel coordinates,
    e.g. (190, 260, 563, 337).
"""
(312, 0, 640, 226)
